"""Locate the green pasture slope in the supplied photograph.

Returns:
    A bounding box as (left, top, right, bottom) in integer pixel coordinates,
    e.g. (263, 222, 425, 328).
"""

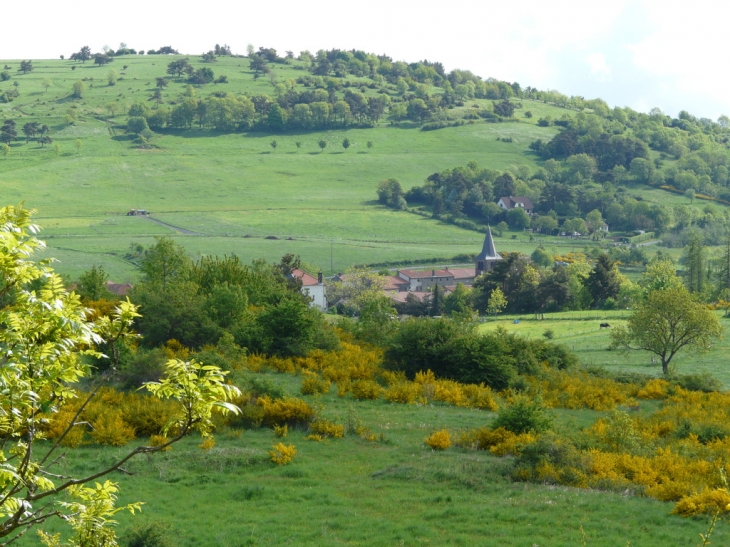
(18, 372, 726, 547)
(0, 54, 630, 280)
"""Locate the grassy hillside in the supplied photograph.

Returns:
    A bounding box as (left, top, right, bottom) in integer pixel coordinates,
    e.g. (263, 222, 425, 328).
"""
(0, 55, 609, 280)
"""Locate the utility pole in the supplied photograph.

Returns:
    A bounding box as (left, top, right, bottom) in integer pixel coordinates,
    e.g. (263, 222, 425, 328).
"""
(330, 241, 333, 273)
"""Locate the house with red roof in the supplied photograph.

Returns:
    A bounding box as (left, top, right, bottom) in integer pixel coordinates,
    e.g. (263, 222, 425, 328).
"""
(292, 269, 327, 310)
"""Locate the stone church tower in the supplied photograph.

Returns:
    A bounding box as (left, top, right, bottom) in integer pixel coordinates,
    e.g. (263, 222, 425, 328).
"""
(475, 226, 501, 277)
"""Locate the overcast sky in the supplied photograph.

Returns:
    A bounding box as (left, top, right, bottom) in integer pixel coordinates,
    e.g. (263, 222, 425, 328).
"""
(4, 0, 727, 119)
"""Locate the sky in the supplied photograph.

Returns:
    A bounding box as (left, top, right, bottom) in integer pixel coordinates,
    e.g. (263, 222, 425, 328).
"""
(3, 0, 728, 119)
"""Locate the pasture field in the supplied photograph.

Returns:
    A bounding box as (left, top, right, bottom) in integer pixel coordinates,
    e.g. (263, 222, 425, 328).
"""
(18, 370, 727, 547)
(0, 54, 702, 281)
(481, 310, 730, 387)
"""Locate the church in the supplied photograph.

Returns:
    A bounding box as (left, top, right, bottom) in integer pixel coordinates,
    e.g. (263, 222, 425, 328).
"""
(382, 226, 502, 302)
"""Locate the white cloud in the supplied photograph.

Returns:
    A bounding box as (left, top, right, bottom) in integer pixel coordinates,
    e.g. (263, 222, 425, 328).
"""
(587, 53, 611, 82)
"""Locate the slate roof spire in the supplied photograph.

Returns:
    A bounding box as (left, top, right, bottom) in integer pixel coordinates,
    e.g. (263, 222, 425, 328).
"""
(476, 225, 500, 261)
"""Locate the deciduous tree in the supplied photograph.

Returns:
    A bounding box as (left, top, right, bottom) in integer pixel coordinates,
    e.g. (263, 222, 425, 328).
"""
(610, 285, 723, 374)
(0, 204, 240, 546)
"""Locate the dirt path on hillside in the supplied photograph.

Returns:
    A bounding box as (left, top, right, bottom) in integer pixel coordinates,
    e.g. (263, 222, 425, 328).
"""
(143, 215, 206, 236)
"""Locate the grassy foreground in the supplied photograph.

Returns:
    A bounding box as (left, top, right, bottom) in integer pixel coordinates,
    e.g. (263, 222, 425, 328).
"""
(23, 371, 725, 547)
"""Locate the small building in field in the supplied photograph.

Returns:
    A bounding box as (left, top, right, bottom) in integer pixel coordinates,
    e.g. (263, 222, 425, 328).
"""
(497, 196, 534, 214)
(292, 269, 327, 310)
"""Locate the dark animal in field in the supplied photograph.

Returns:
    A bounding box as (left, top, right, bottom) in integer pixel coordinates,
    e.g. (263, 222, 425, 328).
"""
(599, 323, 611, 329)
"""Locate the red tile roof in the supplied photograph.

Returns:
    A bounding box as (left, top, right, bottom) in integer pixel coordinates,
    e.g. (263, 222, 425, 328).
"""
(105, 281, 133, 296)
(398, 269, 453, 279)
(383, 276, 409, 291)
(446, 268, 476, 279)
(292, 269, 319, 286)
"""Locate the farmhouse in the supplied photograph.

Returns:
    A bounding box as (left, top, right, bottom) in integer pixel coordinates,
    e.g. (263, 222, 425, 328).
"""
(497, 196, 534, 214)
(292, 269, 327, 310)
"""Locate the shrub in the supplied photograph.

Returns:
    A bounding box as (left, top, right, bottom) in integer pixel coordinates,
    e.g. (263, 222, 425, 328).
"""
(542, 329, 554, 340)
(198, 437, 215, 450)
(300, 372, 331, 395)
(673, 488, 730, 516)
(90, 409, 136, 446)
(122, 521, 175, 547)
(270, 442, 296, 465)
(425, 429, 451, 450)
(384, 382, 422, 404)
(274, 424, 288, 438)
(257, 396, 317, 427)
(636, 378, 670, 399)
(350, 380, 383, 400)
(309, 419, 344, 439)
(459, 427, 536, 456)
(492, 395, 552, 435)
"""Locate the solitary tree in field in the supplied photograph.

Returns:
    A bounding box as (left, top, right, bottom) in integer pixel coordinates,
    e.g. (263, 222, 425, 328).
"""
(156, 77, 169, 89)
(39, 135, 52, 147)
(74, 138, 82, 154)
(610, 284, 723, 374)
(42, 77, 52, 92)
(0, 143, 9, 157)
(18, 60, 33, 74)
(318, 139, 327, 152)
(72, 80, 85, 98)
(107, 68, 118, 86)
(270, 140, 278, 151)
(342, 137, 350, 151)
(295, 141, 302, 150)
(366, 141, 373, 150)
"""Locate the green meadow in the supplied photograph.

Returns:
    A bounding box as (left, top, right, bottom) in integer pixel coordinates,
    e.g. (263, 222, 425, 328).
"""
(18, 371, 727, 547)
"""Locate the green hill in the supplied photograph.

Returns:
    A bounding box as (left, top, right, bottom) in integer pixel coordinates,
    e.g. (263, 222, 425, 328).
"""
(0, 53, 606, 281)
(1, 50, 729, 281)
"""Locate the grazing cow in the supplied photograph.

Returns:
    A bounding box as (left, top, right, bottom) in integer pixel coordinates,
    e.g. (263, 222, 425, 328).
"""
(599, 323, 611, 329)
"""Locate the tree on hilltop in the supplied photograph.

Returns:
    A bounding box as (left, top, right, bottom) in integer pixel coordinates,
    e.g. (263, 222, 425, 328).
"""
(166, 58, 192, 78)
(18, 60, 33, 74)
(72, 45, 91, 63)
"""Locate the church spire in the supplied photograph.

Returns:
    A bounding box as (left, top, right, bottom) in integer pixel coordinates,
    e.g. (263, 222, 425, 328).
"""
(474, 226, 501, 276)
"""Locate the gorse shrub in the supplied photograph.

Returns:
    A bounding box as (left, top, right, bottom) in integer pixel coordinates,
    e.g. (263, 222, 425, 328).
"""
(90, 409, 136, 447)
(300, 371, 331, 395)
(269, 443, 296, 465)
(425, 429, 451, 450)
(457, 427, 536, 456)
(309, 419, 344, 439)
(42, 387, 179, 447)
(350, 380, 383, 400)
(525, 368, 635, 411)
(384, 382, 422, 404)
(257, 396, 317, 427)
